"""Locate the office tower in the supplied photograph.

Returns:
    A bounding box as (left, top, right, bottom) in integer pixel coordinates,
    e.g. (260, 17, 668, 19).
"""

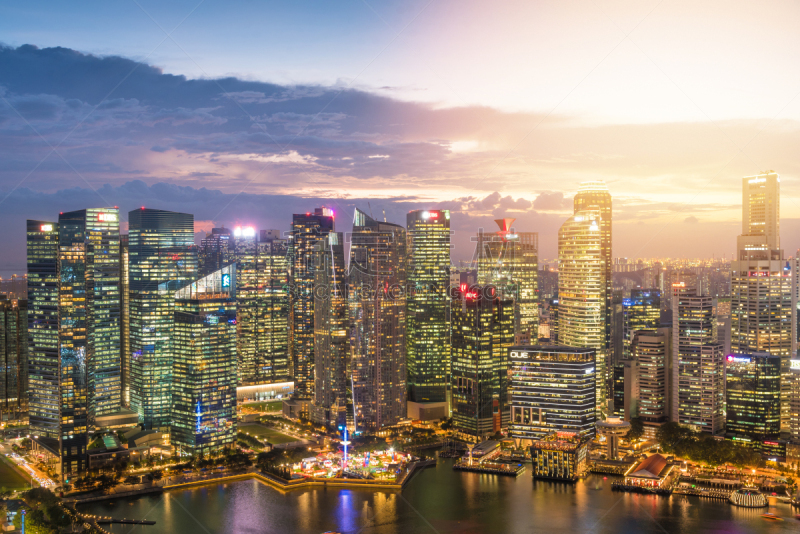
(731, 172, 792, 432)
(349, 209, 407, 430)
(128, 208, 197, 430)
(290, 208, 335, 400)
(406, 209, 451, 415)
(476, 218, 539, 341)
(450, 285, 513, 441)
(311, 232, 350, 429)
(725, 352, 781, 442)
(622, 290, 661, 359)
(632, 328, 671, 432)
(558, 206, 608, 417)
(120, 234, 130, 407)
(508, 346, 596, 441)
(171, 265, 237, 456)
(0, 296, 28, 421)
(58, 208, 122, 475)
(791, 357, 800, 441)
(236, 228, 291, 387)
(27, 220, 60, 439)
(198, 227, 233, 277)
(672, 281, 724, 434)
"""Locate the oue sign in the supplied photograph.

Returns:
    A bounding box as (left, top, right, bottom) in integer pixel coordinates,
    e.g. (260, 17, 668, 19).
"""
(791, 360, 800, 371)
(510, 351, 527, 359)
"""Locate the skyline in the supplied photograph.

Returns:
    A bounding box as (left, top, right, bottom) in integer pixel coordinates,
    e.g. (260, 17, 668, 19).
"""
(3, 1, 800, 275)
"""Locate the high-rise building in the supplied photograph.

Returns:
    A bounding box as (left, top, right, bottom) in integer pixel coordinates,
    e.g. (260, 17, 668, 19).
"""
(349, 209, 407, 430)
(730, 172, 792, 432)
(632, 328, 671, 431)
(0, 296, 28, 421)
(289, 208, 335, 400)
(508, 346, 596, 442)
(406, 210, 451, 417)
(672, 281, 724, 434)
(725, 352, 781, 442)
(57, 207, 122, 475)
(128, 208, 197, 430)
(475, 218, 539, 341)
(450, 285, 514, 441)
(622, 290, 661, 359)
(312, 232, 350, 429)
(119, 234, 130, 407)
(27, 220, 60, 440)
(171, 265, 237, 456)
(198, 227, 233, 278)
(235, 228, 291, 388)
(558, 205, 608, 417)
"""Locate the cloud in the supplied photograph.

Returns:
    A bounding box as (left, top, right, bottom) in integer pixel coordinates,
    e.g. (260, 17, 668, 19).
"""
(684, 216, 699, 224)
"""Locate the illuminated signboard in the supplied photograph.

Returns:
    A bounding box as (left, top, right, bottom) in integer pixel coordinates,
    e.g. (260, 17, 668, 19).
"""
(98, 212, 118, 222)
(585, 367, 595, 374)
(726, 355, 751, 364)
(222, 274, 231, 288)
(510, 351, 527, 359)
(791, 360, 800, 371)
(40, 224, 53, 232)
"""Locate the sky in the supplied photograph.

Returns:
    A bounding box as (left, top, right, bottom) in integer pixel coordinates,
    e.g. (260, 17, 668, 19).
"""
(2, 0, 800, 276)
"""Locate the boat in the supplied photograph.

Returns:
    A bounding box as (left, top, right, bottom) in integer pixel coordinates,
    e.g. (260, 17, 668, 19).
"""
(760, 513, 783, 521)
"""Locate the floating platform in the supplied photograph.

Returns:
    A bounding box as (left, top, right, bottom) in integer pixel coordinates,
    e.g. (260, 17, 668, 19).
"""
(453, 463, 525, 477)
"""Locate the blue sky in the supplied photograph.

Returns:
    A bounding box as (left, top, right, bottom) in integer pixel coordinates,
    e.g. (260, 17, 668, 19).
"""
(1, 0, 800, 275)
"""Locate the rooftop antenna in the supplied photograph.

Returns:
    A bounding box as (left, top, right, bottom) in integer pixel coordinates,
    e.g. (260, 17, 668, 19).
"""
(368, 202, 374, 218)
(383, 209, 386, 222)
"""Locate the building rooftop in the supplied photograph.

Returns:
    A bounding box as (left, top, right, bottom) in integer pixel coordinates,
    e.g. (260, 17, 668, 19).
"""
(627, 454, 668, 479)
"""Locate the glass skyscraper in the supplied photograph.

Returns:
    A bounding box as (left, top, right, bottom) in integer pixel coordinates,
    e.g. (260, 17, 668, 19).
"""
(451, 285, 513, 441)
(198, 227, 233, 278)
(0, 296, 28, 421)
(406, 209, 451, 410)
(290, 208, 335, 400)
(27, 220, 60, 440)
(349, 209, 407, 430)
(128, 208, 197, 430)
(171, 265, 237, 456)
(725, 352, 781, 442)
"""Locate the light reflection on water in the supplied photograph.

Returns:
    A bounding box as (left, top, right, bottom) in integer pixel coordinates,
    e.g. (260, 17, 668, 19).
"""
(81, 460, 799, 534)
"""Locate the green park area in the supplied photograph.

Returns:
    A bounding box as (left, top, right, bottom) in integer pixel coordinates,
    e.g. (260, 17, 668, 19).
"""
(0, 456, 31, 491)
(239, 424, 298, 445)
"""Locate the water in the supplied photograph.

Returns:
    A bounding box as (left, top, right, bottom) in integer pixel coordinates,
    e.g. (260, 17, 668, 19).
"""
(81, 459, 798, 533)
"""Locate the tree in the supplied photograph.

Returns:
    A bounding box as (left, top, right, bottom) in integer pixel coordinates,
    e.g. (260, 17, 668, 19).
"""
(625, 418, 644, 441)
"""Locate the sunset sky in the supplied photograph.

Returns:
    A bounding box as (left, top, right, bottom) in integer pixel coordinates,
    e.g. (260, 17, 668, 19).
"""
(2, 0, 800, 275)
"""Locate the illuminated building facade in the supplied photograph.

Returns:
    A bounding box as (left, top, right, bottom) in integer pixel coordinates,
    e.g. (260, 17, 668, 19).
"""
(671, 281, 724, 434)
(235, 227, 291, 387)
(406, 209, 451, 413)
(171, 265, 238, 456)
(0, 296, 28, 421)
(530, 432, 590, 481)
(730, 172, 792, 432)
(58, 208, 122, 475)
(558, 207, 607, 417)
(349, 209, 407, 430)
(128, 208, 197, 430)
(450, 285, 514, 441)
(119, 235, 130, 407)
(290, 208, 335, 399)
(198, 227, 233, 278)
(725, 352, 781, 441)
(312, 232, 350, 429)
(622, 290, 661, 359)
(508, 346, 596, 442)
(632, 328, 671, 428)
(476, 218, 538, 344)
(27, 220, 60, 439)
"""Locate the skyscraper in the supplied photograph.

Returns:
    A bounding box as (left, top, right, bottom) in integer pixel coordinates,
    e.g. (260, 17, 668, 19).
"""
(622, 290, 661, 359)
(0, 296, 28, 421)
(349, 209, 407, 430)
(235, 228, 290, 387)
(508, 346, 596, 441)
(406, 209, 451, 416)
(450, 285, 513, 441)
(171, 265, 237, 456)
(631, 327, 671, 431)
(198, 227, 233, 278)
(57, 207, 122, 475)
(476, 218, 539, 343)
(27, 220, 59, 440)
(128, 208, 197, 430)
(725, 352, 781, 442)
(730, 172, 793, 432)
(290, 208, 335, 400)
(672, 280, 724, 434)
(312, 232, 350, 429)
(119, 234, 130, 407)
(558, 204, 607, 417)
